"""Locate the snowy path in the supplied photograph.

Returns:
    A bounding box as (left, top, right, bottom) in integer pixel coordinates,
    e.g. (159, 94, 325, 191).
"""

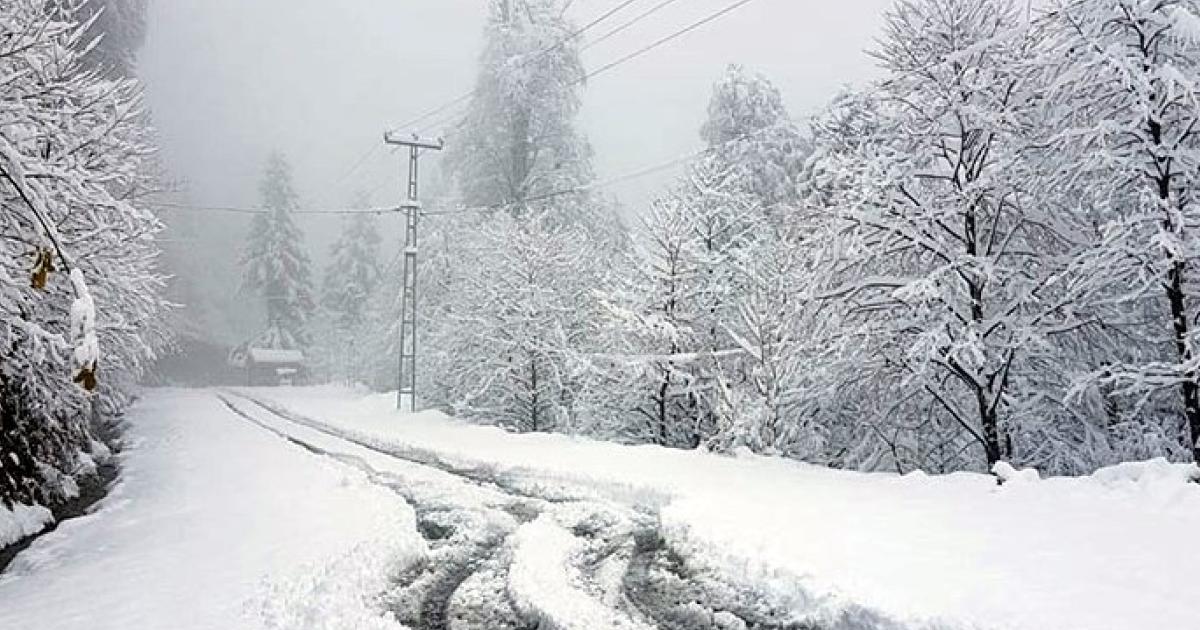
(218, 390, 800, 630)
(0, 388, 792, 630)
(244, 386, 1200, 630)
(0, 389, 422, 630)
(4, 387, 1196, 630)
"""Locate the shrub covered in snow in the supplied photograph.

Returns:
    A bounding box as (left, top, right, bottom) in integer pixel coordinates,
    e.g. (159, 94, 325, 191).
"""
(0, 0, 165, 511)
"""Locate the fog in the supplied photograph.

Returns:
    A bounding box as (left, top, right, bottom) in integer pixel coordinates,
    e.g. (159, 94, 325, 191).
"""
(139, 0, 893, 218)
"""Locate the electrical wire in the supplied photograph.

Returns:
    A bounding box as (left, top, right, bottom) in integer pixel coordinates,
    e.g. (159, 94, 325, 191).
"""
(161, 0, 767, 219)
(579, 0, 761, 84)
(580, 0, 687, 53)
(415, 0, 762, 135)
(421, 119, 782, 217)
(152, 201, 411, 216)
(393, 0, 646, 132)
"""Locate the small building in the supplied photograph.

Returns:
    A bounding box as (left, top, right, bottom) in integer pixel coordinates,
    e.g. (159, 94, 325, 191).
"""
(230, 346, 307, 386)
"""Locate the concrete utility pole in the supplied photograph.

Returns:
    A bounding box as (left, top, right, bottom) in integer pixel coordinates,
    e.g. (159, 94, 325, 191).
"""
(383, 132, 444, 412)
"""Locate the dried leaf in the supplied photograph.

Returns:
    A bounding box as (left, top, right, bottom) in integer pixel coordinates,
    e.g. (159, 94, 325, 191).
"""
(30, 249, 55, 290)
(73, 363, 98, 392)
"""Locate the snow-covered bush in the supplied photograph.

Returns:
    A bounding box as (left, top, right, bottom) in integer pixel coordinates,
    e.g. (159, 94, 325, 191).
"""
(1, 0, 165, 508)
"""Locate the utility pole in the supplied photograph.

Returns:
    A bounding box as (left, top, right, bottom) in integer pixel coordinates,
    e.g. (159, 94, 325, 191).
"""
(383, 132, 444, 412)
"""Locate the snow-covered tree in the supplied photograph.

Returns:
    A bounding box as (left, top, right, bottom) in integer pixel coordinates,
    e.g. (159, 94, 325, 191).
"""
(800, 0, 1110, 471)
(589, 67, 814, 452)
(241, 152, 314, 350)
(429, 211, 602, 432)
(79, 0, 149, 76)
(446, 0, 620, 240)
(1036, 0, 1200, 464)
(315, 205, 381, 383)
(702, 64, 809, 213)
(597, 196, 712, 447)
(414, 0, 624, 431)
(322, 211, 381, 331)
(1, 0, 165, 508)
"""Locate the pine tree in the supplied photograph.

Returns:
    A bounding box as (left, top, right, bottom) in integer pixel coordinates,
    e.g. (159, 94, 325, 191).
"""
(323, 212, 381, 330)
(241, 152, 314, 350)
(318, 206, 381, 382)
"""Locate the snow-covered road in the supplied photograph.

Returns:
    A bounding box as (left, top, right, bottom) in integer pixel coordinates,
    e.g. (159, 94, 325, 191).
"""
(3, 387, 1197, 630)
(216, 391, 799, 630)
(0, 389, 423, 630)
(0, 389, 793, 630)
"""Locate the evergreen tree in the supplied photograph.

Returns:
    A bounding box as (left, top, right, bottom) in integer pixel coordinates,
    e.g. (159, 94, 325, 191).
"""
(318, 205, 381, 382)
(241, 152, 314, 350)
(322, 212, 381, 330)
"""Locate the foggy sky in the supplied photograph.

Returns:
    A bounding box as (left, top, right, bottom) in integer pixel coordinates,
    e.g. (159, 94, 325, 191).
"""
(139, 0, 894, 222)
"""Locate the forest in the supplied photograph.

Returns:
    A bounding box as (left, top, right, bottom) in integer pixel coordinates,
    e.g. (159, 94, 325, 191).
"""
(333, 0, 1200, 476)
(6, 0, 1200, 529)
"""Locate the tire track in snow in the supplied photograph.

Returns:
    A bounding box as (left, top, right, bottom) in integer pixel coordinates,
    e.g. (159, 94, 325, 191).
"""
(222, 391, 823, 630)
(217, 392, 652, 630)
(217, 393, 525, 629)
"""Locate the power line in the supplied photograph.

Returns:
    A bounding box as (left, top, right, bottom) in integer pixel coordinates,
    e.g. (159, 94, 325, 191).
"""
(330, 143, 383, 189)
(396, 93, 474, 138)
(165, 0, 764, 221)
(420, 0, 764, 136)
(152, 201, 411, 217)
(415, 0, 762, 143)
(421, 119, 782, 218)
(420, 146, 701, 216)
(580, 0, 762, 84)
(392, 0, 646, 133)
(538, 0, 642, 63)
(580, 0, 687, 52)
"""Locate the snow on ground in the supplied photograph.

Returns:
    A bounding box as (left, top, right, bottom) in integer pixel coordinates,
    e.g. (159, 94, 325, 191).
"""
(509, 513, 651, 630)
(0, 503, 53, 549)
(0, 389, 423, 630)
(252, 385, 1200, 630)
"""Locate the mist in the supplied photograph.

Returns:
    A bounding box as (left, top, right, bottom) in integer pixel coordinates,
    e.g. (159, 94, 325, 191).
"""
(139, 0, 892, 216)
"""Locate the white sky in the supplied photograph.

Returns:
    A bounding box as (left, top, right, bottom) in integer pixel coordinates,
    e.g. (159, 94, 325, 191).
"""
(139, 0, 894, 220)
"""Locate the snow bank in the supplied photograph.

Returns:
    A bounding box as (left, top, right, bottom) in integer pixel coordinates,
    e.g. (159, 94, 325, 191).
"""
(253, 386, 1200, 630)
(0, 502, 53, 549)
(0, 389, 423, 630)
(991, 460, 1040, 484)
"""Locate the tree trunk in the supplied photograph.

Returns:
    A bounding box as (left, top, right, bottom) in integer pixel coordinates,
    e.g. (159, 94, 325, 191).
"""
(1165, 260, 1200, 462)
(965, 206, 1003, 467)
(656, 368, 670, 445)
(1150, 109, 1200, 464)
(529, 359, 539, 433)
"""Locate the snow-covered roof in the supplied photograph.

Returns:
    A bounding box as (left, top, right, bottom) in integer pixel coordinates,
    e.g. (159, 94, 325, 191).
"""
(246, 348, 305, 365)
